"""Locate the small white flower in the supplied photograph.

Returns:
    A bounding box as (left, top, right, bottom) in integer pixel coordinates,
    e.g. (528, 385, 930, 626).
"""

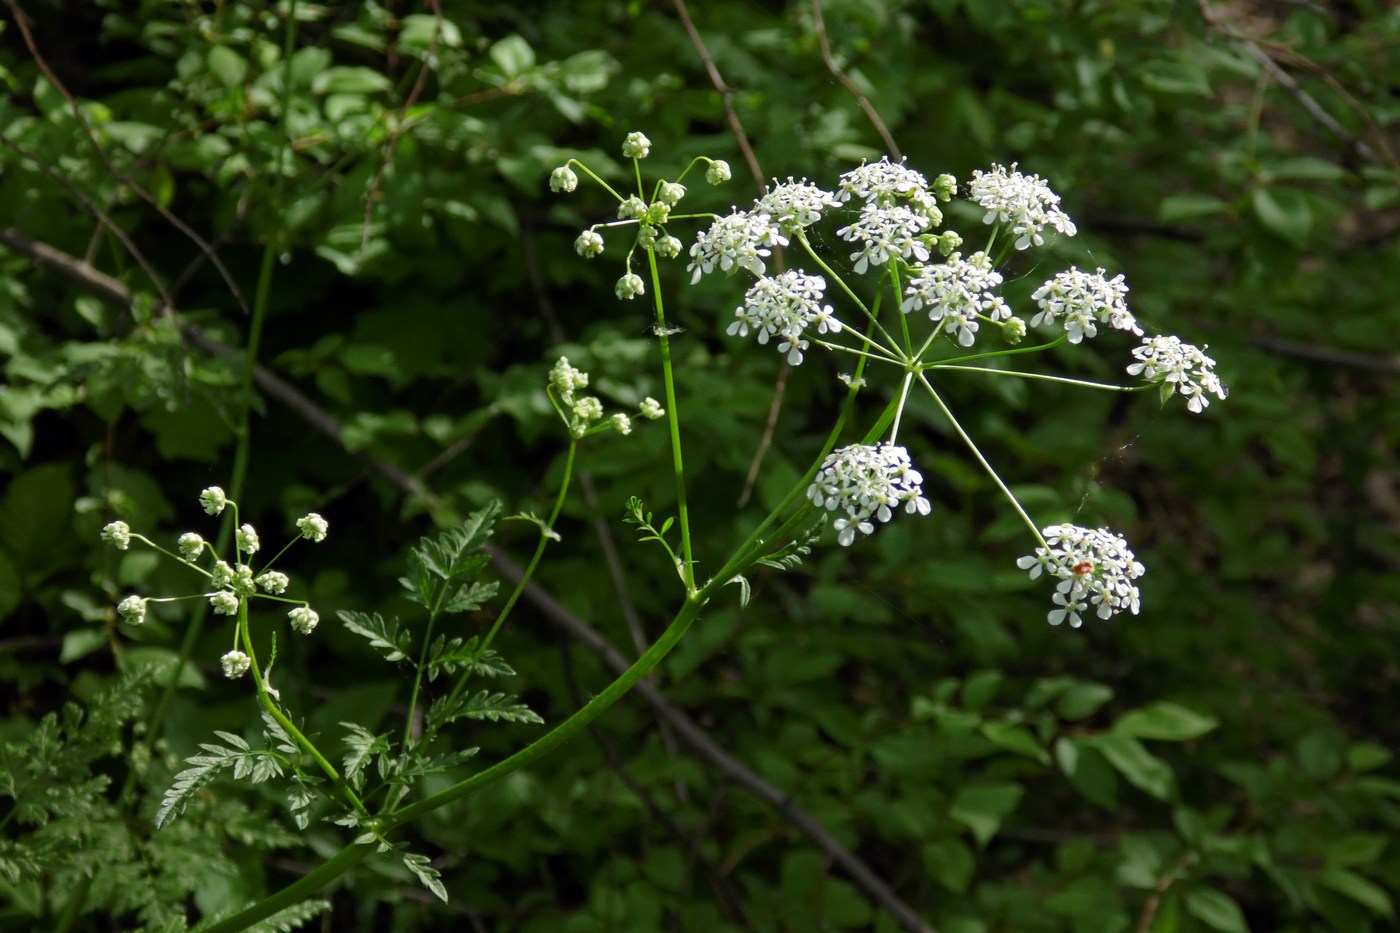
(807, 444, 931, 546)
(221, 650, 251, 679)
(200, 486, 228, 515)
(1128, 335, 1228, 413)
(574, 230, 605, 258)
(549, 165, 578, 193)
(687, 211, 787, 283)
(615, 272, 646, 300)
(237, 523, 260, 555)
(610, 413, 632, 435)
(728, 270, 838, 365)
(256, 571, 290, 594)
(1017, 524, 1144, 627)
(622, 131, 652, 159)
(837, 203, 931, 274)
(117, 595, 147, 624)
(209, 590, 240, 616)
(288, 606, 319, 635)
(753, 178, 842, 233)
(901, 252, 1006, 348)
(967, 163, 1077, 249)
(101, 521, 131, 550)
(639, 397, 665, 420)
(706, 160, 731, 184)
(1030, 267, 1139, 343)
(837, 157, 941, 220)
(296, 512, 329, 543)
(178, 532, 205, 561)
(658, 181, 687, 206)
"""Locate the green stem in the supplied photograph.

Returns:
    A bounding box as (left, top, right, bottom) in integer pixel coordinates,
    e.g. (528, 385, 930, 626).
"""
(933, 333, 1067, 366)
(237, 602, 366, 815)
(646, 247, 695, 592)
(796, 232, 903, 360)
(917, 373, 1046, 547)
(929, 364, 1144, 392)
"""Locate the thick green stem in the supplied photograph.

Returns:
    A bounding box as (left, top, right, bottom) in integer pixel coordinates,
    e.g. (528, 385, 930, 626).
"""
(646, 247, 695, 591)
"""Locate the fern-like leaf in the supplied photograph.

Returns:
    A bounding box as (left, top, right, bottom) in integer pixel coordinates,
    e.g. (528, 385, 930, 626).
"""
(340, 723, 391, 791)
(339, 610, 412, 663)
(427, 690, 544, 733)
(401, 850, 448, 903)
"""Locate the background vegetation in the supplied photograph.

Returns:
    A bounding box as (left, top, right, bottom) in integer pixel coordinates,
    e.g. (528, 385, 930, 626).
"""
(2, 0, 1398, 930)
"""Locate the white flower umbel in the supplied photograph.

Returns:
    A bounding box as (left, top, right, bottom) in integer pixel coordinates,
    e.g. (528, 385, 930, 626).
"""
(639, 397, 665, 420)
(807, 444, 932, 546)
(101, 521, 131, 550)
(574, 230, 605, 258)
(1128, 335, 1228, 413)
(221, 649, 251, 679)
(728, 270, 840, 365)
(549, 165, 578, 193)
(1017, 523, 1144, 627)
(706, 159, 731, 184)
(621, 131, 651, 159)
(256, 571, 290, 594)
(901, 252, 1012, 347)
(836, 157, 943, 220)
(687, 211, 787, 283)
(231, 564, 257, 599)
(236, 523, 260, 555)
(209, 590, 240, 616)
(615, 272, 646, 300)
(837, 203, 931, 274)
(1029, 267, 1140, 344)
(967, 163, 1078, 250)
(753, 179, 842, 233)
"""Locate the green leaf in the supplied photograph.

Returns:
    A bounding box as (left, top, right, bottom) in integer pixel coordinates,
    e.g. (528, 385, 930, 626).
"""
(1252, 187, 1312, 246)
(402, 850, 448, 902)
(206, 45, 248, 88)
(489, 35, 535, 76)
(923, 838, 975, 894)
(1326, 834, 1389, 868)
(426, 690, 543, 734)
(1348, 742, 1392, 772)
(1158, 193, 1228, 222)
(1113, 702, 1218, 741)
(1056, 682, 1114, 720)
(1317, 869, 1395, 917)
(1185, 887, 1247, 933)
(1088, 734, 1176, 801)
(1056, 737, 1120, 810)
(961, 670, 1003, 711)
(311, 66, 393, 95)
(980, 721, 1050, 764)
(949, 782, 1024, 847)
(60, 628, 107, 664)
(338, 610, 412, 664)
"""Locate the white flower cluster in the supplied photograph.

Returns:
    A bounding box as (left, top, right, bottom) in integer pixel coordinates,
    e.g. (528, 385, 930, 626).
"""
(837, 203, 932, 275)
(1128, 336, 1228, 413)
(548, 356, 659, 437)
(967, 163, 1077, 250)
(688, 209, 788, 283)
(728, 271, 841, 365)
(835, 157, 947, 219)
(1017, 523, 1144, 627)
(807, 444, 932, 546)
(101, 520, 132, 550)
(754, 179, 843, 234)
(1030, 267, 1140, 344)
(900, 252, 1012, 347)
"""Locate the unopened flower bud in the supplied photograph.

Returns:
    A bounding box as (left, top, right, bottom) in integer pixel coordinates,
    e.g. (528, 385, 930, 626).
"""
(221, 650, 251, 679)
(200, 487, 228, 515)
(575, 230, 605, 258)
(117, 595, 147, 624)
(610, 413, 632, 435)
(549, 165, 578, 193)
(101, 521, 131, 550)
(658, 181, 686, 205)
(706, 160, 731, 185)
(288, 606, 319, 635)
(639, 397, 665, 420)
(256, 571, 289, 594)
(622, 131, 652, 159)
(210, 590, 240, 616)
(615, 272, 645, 300)
(178, 532, 205, 561)
(618, 196, 647, 220)
(654, 235, 683, 259)
(296, 512, 328, 543)
(237, 523, 260, 555)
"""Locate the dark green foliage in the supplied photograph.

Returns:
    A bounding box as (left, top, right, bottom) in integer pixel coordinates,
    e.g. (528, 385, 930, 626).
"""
(2, 0, 1398, 930)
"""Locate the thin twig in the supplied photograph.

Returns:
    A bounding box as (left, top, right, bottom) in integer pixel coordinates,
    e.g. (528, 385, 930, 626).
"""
(808, 0, 901, 158)
(5, 0, 250, 311)
(670, 0, 766, 192)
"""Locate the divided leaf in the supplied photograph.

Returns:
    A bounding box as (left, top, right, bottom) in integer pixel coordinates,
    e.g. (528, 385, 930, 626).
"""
(339, 610, 412, 663)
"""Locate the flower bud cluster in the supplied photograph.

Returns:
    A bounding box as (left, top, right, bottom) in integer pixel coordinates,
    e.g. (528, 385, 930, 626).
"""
(1017, 524, 1144, 627)
(549, 356, 661, 438)
(807, 444, 932, 546)
(1128, 335, 1228, 412)
(967, 163, 1078, 250)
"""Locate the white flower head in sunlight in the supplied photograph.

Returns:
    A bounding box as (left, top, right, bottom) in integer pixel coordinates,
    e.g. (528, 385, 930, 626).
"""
(837, 157, 943, 221)
(1030, 267, 1139, 343)
(808, 444, 931, 546)
(753, 178, 842, 233)
(901, 252, 1011, 347)
(728, 270, 840, 366)
(1128, 335, 1228, 413)
(837, 203, 931, 275)
(688, 211, 787, 283)
(1017, 523, 1143, 627)
(967, 163, 1077, 249)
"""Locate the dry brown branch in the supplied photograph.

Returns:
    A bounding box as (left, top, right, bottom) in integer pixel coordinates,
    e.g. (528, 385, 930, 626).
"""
(808, 0, 901, 158)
